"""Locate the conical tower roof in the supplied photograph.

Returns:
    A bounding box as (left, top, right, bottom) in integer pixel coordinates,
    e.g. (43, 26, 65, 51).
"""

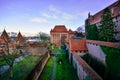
(1, 29, 10, 41)
(16, 32, 25, 41)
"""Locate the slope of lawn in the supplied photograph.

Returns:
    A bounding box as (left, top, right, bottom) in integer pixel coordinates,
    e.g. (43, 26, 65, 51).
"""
(39, 46, 78, 80)
(0, 56, 40, 80)
(56, 53, 78, 80)
(39, 57, 53, 80)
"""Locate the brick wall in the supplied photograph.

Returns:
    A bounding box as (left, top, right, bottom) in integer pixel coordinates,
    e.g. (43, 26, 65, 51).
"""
(86, 40, 120, 48)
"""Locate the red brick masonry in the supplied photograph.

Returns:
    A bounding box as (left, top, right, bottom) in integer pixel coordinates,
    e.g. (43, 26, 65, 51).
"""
(70, 38, 88, 51)
(86, 40, 120, 48)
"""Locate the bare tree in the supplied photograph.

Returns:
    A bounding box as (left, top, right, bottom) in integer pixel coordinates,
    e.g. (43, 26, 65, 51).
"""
(38, 32, 50, 43)
(2, 38, 19, 79)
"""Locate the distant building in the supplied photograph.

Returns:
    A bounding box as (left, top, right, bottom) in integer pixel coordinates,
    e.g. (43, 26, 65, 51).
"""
(85, 0, 120, 41)
(50, 25, 74, 46)
(16, 32, 25, 42)
(15, 31, 27, 47)
(0, 30, 27, 55)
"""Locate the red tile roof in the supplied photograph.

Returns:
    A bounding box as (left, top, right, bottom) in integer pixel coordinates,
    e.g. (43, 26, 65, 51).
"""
(68, 29, 74, 34)
(70, 38, 88, 51)
(16, 32, 25, 41)
(90, 1, 120, 24)
(50, 25, 68, 32)
(1, 29, 10, 41)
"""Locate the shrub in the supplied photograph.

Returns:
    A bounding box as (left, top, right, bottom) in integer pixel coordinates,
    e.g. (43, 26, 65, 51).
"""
(101, 46, 120, 79)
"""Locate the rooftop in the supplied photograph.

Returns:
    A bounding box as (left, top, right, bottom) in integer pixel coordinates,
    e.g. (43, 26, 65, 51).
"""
(89, 0, 120, 24)
(51, 25, 68, 32)
(16, 32, 25, 41)
(68, 29, 74, 34)
(1, 29, 10, 41)
(70, 38, 88, 51)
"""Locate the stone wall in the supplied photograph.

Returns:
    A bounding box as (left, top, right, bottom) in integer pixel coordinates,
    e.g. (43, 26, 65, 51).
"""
(86, 43, 106, 63)
(29, 47, 48, 56)
(69, 52, 102, 80)
(72, 54, 87, 80)
(86, 40, 120, 62)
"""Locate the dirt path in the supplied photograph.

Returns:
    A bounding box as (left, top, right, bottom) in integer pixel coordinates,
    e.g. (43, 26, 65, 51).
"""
(50, 56, 56, 80)
(50, 49, 60, 80)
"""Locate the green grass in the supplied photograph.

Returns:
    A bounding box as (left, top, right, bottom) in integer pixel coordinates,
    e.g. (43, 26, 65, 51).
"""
(0, 56, 40, 80)
(56, 53, 78, 80)
(39, 57, 53, 80)
(39, 46, 78, 80)
(54, 46, 59, 50)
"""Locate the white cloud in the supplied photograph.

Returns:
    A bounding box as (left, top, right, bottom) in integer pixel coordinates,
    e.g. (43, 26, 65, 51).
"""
(42, 13, 51, 18)
(31, 18, 48, 23)
(41, 13, 58, 19)
(48, 5, 76, 20)
(49, 5, 60, 13)
(62, 13, 76, 20)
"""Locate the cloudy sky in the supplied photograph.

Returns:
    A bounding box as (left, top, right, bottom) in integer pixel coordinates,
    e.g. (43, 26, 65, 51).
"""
(0, 0, 117, 36)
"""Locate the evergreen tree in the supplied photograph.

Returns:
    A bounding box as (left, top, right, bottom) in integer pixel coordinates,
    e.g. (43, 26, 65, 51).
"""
(99, 8, 117, 42)
(86, 24, 98, 40)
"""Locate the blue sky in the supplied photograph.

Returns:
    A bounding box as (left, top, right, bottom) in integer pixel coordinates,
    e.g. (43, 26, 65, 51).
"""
(0, 0, 117, 36)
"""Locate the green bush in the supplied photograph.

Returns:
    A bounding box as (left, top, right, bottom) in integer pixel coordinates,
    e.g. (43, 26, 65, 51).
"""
(101, 46, 120, 79)
(82, 54, 106, 79)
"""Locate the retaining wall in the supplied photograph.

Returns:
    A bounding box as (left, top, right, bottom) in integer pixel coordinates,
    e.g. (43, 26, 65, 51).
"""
(24, 51, 50, 80)
(69, 52, 102, 80)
